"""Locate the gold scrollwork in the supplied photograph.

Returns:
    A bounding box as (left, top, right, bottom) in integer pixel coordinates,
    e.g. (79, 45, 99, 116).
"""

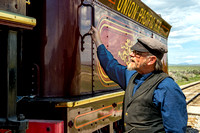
(118, 39, 133, 65)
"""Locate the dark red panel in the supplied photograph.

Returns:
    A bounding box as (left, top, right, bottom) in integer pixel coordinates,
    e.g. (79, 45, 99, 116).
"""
(26, 120, 64, 133)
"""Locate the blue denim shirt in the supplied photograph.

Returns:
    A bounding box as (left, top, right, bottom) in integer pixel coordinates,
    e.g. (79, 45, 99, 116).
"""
(97, 44, 188, 133)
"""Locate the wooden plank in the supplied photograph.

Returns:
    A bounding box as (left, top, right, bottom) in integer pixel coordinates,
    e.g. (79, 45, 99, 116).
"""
(0, 0, 26, 15)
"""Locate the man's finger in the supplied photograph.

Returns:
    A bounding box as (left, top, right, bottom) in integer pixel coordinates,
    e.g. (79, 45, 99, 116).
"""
(88, 28, 94, 34)
(91, 26, 98, 33)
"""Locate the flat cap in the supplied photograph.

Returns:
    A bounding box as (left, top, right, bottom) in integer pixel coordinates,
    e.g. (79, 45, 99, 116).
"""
(131, 37, 168, 59)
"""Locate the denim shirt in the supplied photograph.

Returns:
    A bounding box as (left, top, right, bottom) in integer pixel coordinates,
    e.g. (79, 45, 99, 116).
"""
(97, 44, 188, 133)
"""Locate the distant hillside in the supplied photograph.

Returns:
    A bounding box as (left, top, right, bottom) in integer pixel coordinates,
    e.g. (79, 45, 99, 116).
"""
(169, 63, 200, 66)
(168, 65, 200, 85)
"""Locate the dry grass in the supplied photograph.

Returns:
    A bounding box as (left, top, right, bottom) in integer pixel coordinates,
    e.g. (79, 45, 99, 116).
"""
(168, 65, 200, 85)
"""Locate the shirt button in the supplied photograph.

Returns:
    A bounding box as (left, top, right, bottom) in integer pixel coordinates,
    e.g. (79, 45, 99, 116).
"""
(124, 123, 126, 126)
(125, 113, 128, 116)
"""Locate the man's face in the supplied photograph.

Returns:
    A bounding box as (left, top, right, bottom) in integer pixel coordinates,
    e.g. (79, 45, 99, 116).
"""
(127, 50, 150, 72)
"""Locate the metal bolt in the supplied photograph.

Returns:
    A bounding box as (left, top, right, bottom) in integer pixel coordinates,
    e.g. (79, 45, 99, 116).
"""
(68, 120, 74, 128)
(17, 114, 25, 121)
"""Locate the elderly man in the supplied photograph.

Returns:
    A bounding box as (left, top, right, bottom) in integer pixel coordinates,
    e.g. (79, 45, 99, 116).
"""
(89, 27, 187, 133)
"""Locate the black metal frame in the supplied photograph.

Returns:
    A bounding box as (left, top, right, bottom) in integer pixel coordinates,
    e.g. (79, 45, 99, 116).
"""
(0, 26, 28, 133)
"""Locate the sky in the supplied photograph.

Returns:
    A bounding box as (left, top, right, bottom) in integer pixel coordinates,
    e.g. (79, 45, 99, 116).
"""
(142, 0, 200, 64)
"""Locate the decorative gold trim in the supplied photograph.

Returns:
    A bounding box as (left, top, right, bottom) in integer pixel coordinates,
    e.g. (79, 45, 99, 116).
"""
(55, 91, 125, 108)
(26, 0, 31, 5)
(0, 10, 36, 27)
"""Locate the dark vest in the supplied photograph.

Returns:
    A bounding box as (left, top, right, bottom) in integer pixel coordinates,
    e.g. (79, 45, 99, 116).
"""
(123, 72, 169, 133)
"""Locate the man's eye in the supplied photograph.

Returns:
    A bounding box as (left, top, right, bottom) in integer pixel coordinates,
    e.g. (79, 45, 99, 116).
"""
(136, 52, 142, 55)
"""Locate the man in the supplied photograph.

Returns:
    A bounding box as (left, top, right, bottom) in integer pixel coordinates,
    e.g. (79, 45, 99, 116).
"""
(89, 26, 187, 133)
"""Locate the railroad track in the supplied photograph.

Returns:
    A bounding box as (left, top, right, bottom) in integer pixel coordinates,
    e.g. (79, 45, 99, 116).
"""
(181, 81, 200, 106)
(181, 81, 200, 131)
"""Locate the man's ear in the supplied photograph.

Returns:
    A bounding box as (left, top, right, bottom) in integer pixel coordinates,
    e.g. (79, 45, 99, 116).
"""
(147, 56, 157, 65)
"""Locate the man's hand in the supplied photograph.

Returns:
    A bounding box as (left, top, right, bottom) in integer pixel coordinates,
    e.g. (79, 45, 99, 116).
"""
(89, 26, 102, 47)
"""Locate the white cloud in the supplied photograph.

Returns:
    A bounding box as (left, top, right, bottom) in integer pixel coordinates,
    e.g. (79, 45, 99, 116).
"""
(168, 44, 182, 49)
(185, 12, 200, 25)
(184, 60, 193, 63)
(183, 56, 198, 59)
(170, 25, 200, 38)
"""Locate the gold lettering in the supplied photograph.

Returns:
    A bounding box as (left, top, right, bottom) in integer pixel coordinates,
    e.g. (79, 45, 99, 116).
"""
(116, 0, 164, 35)
(131, 4, 139, 19)
(127, 2, 135, 17)
(124, 0, 132, 16)
(117, 0, 124, 11)
(140, 10, 146, 24)
(121, 0, 129, 15)
(149, 17, 155, 29)
(144, 12, 150, 26)
(154, 19, 161, 31)
(137, 8, 143, 22)
(154, 19, 158, 31)
(147, 15, 153, 28)
(158, 21, 162, 32)
(145, 12, 150, 27)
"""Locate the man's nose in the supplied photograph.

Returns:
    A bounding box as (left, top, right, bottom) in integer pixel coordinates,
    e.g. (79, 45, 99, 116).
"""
(129, 52, 134, 57)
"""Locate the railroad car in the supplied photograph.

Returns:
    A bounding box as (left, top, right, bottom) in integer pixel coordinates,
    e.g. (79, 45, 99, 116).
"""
(0, 0, 171, 132)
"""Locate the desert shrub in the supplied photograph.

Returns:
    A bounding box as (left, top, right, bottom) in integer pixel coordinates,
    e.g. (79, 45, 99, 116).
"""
(168, 65, 200, 85)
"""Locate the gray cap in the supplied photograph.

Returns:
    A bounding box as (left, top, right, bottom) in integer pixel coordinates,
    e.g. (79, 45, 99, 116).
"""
(131, 37, 168, 59)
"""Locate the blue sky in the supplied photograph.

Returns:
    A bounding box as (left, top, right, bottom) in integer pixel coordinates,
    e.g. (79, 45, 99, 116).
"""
(142, 0, 200, 64)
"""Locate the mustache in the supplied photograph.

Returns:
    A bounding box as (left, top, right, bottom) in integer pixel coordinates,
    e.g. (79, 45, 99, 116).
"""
(130, 57, 135, 62)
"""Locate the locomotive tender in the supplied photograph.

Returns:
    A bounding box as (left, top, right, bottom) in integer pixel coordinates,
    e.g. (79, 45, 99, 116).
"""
(0, 0, 171, 132)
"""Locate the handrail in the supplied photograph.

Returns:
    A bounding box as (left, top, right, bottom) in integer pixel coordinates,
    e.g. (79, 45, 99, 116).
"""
(0, 10, 36, 29)
(79, 0, 95, 51)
